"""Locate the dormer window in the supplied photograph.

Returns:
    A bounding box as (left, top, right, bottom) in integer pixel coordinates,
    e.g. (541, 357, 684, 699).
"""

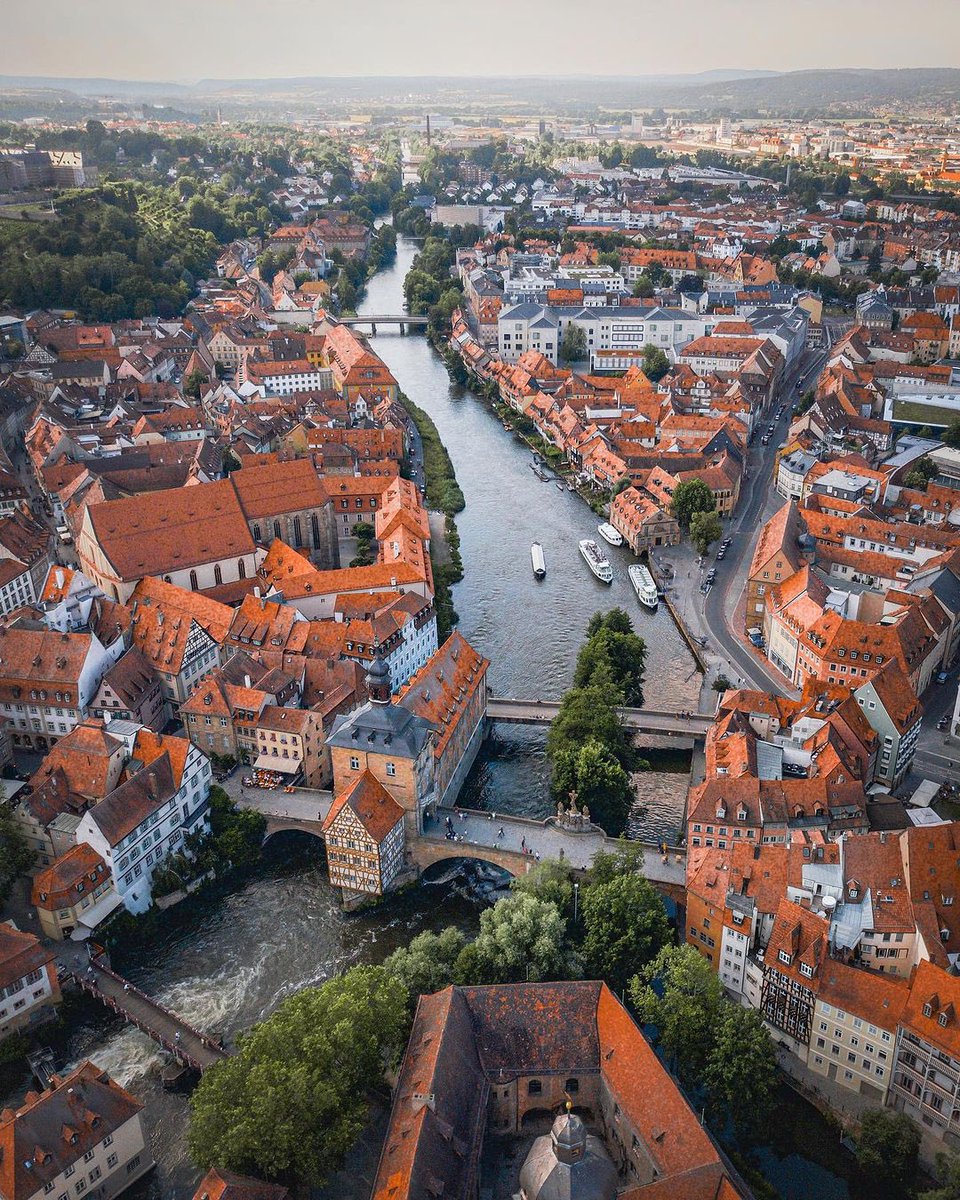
(923, 1002, 934, 1018)
(800, 963, 814, 979)
(778, 950, 792, 966)
(737, 805, 748, 822)
(716, 804, 727, 820)
(939, 1011, 950, 1027)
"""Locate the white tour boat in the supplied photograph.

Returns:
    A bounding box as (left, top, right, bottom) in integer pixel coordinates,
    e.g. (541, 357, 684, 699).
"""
(531, 542, 546, 579)
(629, 564, 659, 611)
(579, 539, 613, 583)
(597, 522, 623, 547)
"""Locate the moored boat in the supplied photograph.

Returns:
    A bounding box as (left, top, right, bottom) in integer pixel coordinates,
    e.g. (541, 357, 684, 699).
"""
(597, 522, 623, 547)
(629, 564, 659, 611)
(531, 542, 546, 579)
(579, 539, 613, 583)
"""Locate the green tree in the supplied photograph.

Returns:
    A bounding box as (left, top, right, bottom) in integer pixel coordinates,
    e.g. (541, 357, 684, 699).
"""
(383, 927, 467, 1000)
(689, 509, 723, 555)
(702, 1003, 777, 1135)
(670, 478, 716, 531)
(546, 684, 630, 771)
(586, 840, 649, 886)
(0, 802, 33, 903)
(187, 966, 409, 1186)
(511, 859, 575, 915)
(632, 276, 654, 299)
(572, 616, 646, 707)
(833, 172, 851, 197)
(580, 874, 670, 992)
(550, 738, 635, 836)
(467, 894, 575, 983)
(630, 945, 725, 1083)
(919, 1153, 960, 1200)
(943, 420, 960, 449)
(183, 368, 209, 398)
(855, 1109, 921, 1194)
(560, 324, 588, 364)
(641, 344, 670, 381)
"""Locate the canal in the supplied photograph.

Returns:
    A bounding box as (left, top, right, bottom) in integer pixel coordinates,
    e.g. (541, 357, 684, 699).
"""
(360, 234, 701, 839)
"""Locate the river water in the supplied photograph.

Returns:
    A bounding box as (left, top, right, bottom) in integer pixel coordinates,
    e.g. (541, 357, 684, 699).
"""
(361, 235, 701, 839)
(8, 236, 851, 1200)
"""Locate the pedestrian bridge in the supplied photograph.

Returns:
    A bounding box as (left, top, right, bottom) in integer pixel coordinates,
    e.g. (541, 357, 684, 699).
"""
(70, 952, 227, 1073)
(338, 314, 429, 333)
(487, 698, 712, 739)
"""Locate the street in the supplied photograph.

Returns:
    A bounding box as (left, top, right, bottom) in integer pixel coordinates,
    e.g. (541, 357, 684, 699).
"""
(656, 340, 833, 700)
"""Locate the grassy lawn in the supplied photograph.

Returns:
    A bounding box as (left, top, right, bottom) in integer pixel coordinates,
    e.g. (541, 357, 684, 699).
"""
(893, 398, 960, 427)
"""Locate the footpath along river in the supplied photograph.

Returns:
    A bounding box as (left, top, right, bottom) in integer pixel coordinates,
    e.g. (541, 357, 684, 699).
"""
(17, 236, 853, 1200)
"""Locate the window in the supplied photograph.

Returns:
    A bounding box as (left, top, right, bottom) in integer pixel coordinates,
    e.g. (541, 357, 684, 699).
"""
(83, 1150, 95, 1163)
(349, 756, 360, 771)
(88, 1169, 101, 1184)
(527, 1079, 542, 1095)
(385, 762, 396, 777)
(126, 1157, 141, 1175)
(75, 1182, 86, 1195)
(565, 1077, 579, 1093)
(106, 1155, 117, 1170)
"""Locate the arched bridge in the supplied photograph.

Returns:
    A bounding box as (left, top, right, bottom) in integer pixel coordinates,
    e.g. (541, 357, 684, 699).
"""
(415, 807, 686, 897)
(70, 952, 227, 1073)
(487, 698, 713, 739)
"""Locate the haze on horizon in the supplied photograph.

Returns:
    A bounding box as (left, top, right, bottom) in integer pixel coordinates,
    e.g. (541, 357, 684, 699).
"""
(6, 0, 959, 85)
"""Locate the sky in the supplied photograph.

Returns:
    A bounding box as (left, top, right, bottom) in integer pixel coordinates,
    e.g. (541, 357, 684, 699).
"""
(5, 0, 959, 82)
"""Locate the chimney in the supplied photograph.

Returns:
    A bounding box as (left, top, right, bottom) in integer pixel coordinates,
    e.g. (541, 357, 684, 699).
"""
(244, 674, 251, 689)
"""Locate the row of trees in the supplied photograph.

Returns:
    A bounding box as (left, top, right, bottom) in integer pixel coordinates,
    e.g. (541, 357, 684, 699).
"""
(545, 610, 647, 836)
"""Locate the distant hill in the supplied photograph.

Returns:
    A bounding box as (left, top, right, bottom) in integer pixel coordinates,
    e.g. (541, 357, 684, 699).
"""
(0, 67, 957, 117)
(647, 67, 960, 113)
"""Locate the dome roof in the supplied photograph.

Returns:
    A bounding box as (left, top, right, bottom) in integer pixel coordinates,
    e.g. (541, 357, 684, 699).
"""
(552, 1111, 587, 1151)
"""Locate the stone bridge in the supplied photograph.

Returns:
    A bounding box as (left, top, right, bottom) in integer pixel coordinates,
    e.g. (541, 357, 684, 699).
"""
(235, 792, 686, 901)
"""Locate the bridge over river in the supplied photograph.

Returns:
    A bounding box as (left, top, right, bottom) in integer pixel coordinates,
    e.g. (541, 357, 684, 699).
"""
(487, 698, 712, 739)
(69, 952, 227, 1073)
(337, 313, 428, 334)
(235, 789, 686, 897)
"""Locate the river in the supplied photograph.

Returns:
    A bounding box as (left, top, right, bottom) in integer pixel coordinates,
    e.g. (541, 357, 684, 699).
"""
(6, 236, 851, 1200)
(360, 234, 701, 839)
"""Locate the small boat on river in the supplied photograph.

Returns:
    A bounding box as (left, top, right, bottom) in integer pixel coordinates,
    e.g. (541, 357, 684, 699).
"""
(531, 542, 546, 579)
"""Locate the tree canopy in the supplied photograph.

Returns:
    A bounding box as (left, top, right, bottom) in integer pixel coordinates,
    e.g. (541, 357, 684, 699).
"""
(670, 478, 717, 531)
(0, 802, 34, 904)
(689, 509, 723, 555)
(629, 943, 776, 1133)
(187, 966, 409, 1187)
(855, 1108, 921, 1194)
(550, 739, 635, 836)
(573, 608, 647, 706)
(580, 874, 671, 993)
(464, 893, 577, 984)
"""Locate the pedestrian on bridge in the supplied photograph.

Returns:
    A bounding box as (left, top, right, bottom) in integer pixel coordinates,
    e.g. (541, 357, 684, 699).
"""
(497, 826, 505, 839)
